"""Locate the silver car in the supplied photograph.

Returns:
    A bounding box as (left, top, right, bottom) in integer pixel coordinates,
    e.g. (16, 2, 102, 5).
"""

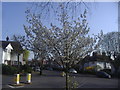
(69, 69, 77, 74)
(35, 67, 41, 72)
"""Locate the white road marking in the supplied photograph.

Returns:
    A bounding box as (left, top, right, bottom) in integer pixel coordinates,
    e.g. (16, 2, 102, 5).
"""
(7, 85, 24, 88)
(78, 82, 86, 87)
(78, 79, 87, 88)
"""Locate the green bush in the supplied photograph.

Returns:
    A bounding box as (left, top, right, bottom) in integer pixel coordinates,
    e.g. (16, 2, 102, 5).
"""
(83, 70, 96, 75)
(21, 65, 32, 73)
(2, 64, 18, 75)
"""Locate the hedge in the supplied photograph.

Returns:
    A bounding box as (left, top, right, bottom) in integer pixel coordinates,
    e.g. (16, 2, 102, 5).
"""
(2, 64, 32, 75)
(2, 64, 18, 75)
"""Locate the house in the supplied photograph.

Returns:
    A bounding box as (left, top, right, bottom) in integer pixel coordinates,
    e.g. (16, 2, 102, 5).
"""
(79, 52, 115, 73)
(0, 38, 24, 65)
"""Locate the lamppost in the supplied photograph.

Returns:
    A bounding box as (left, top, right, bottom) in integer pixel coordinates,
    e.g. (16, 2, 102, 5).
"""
(118, 2, 120, 53)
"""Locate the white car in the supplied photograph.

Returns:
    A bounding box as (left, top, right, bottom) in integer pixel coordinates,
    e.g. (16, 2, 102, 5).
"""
(35, 67, 41, 72)
(69, 69, 77, 74)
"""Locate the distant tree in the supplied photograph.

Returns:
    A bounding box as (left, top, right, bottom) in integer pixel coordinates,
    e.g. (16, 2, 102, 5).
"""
(112, 54, 120, 74)
(100, 32, 120, 73)
(115, 54, 120, 70)
(23, 49, 30, 64)
(100, 32, 120, 58)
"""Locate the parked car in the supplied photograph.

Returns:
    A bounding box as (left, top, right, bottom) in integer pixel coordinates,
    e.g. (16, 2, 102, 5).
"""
(52, 65, 63, 71)
(69, 69, 77, 74)
(100, 69, 112, 76)
(96, 71, 111, 78)
(46, 67, 53, 71)
(35, 67, 41, 72)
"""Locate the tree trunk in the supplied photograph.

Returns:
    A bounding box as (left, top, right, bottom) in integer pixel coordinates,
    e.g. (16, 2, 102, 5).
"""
(40, 60, 43, 75)
(17, 54, 20, 73)
(40, 66, 43, 75)
(40, 68, 42, 75)
(66, 62, 69, 90)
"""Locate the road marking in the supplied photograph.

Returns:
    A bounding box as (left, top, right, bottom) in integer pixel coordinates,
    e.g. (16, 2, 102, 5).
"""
(7, 85, 24, 88)
(7, 85, 15, 88)
(78, 79, 87, 88)
(79, 82, 86, 87)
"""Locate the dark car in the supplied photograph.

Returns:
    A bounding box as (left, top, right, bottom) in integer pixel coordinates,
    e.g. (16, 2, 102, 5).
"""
(46, 67, 53, 71)
(96, 71, 111, 78)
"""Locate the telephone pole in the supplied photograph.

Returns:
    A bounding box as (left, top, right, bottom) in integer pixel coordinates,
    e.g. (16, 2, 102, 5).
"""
(118, 2, 120, 53)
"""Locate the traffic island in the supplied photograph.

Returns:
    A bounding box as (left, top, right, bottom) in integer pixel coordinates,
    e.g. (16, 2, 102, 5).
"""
(24, 82, 32, 84)
(7, 83, 24, 88)
(7, 73, 33, 88)
(8, 83, 24, 86)
(7, 74, 25, 88)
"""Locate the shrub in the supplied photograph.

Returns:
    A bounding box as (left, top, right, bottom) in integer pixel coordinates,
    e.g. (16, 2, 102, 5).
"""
(2, 64, 18, 75)
(21, 64, 32, 73)
(83, 70, 96, 75)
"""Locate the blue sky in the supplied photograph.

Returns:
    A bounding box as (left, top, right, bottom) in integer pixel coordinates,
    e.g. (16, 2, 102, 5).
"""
(2, 2, 28, 40)
(87, 2, 118, 34)
(2, 2, 118, 41)
(1, 2, 118, 59)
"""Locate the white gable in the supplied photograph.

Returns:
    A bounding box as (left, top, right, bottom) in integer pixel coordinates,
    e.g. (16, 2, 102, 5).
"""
(6, 43, 13, 50)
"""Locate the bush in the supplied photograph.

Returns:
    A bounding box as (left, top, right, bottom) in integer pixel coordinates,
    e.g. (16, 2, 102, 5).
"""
(2, 64, 18, 75)
(21, 65, 32, 73)
(83, 70, 96, 75)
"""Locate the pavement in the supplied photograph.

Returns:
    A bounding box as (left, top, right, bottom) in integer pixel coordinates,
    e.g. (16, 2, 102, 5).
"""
(2, 70, 119, 88)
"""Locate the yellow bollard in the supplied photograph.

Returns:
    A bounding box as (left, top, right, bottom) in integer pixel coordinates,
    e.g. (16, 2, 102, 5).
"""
(26, 73, 31, 84)
(9, 74, 24, 87)
(17, 74, 20, 84)
(14, 74, 20, 85)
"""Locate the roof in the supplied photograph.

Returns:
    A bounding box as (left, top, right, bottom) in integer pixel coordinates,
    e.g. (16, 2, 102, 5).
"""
(83, 54, 112, 63)
(0, 41, 23, 53)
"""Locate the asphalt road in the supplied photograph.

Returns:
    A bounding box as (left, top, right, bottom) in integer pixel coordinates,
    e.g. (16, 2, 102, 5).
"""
(2, 70, 118, 88)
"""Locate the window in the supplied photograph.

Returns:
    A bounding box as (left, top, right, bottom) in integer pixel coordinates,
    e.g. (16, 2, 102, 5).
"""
(7, 49, 11, 53)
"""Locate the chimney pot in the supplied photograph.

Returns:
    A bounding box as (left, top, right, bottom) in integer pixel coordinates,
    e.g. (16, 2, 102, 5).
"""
(6, 36, 9, 41)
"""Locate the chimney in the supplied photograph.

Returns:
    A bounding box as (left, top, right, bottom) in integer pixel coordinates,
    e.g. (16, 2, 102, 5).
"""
(6, 36, 9, 41)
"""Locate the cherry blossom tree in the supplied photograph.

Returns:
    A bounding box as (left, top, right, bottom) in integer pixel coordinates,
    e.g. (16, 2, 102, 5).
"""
(13, 2, 103, 89)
